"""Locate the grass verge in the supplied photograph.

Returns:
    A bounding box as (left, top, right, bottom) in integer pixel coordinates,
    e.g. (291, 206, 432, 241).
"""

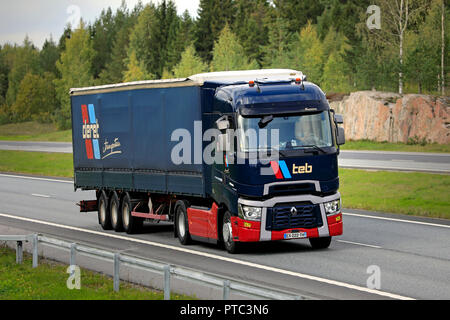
(0, 150, 73, 178)
(0, 246, 192, 300)
(343, 140, 450, 153)
(0, 121, 71, 142)
(340, 168, 450, 219)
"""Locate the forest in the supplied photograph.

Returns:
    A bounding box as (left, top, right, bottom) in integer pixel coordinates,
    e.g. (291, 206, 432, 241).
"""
(0, 0, 448, 129)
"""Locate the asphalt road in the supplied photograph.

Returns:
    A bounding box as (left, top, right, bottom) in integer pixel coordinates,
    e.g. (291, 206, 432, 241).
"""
(0, 173, 449, 300)
(0, 140, 449, 173)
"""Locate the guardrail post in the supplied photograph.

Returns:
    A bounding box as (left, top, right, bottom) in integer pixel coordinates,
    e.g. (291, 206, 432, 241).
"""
(16, 241, 23, 264)
(223, 280, 230, 300)
(32, 234, 38, 268)
(70, 243, 77, 269)
(113, 253, 120, 292)
(164, 265, 171, 300)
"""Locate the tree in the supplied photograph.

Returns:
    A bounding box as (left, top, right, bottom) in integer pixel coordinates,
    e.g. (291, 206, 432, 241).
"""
(5, 37, 40, 106)
(173, 44, 208, 78)
(210, 25, 257, 72)
(261, 16, 293, 68)
(368, 0, 428, 94)
(40, 37, 60, 76)
(272, 0, 324, 34)
(194, 0, 236, 62)
(123, 51, 154, 82)
(11, 72, 57, 123)
(291, 22, 325, 84)
(54, 21, 95, 129)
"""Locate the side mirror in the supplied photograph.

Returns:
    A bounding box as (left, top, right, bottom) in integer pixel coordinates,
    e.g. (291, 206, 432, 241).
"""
(216, 116, 230, 131)
(337, 127, 346, 146)
(334, 114, 344, 124)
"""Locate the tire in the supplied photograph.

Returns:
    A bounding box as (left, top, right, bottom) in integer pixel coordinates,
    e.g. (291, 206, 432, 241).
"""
(110, 192, 123, 232)
(121, 193, 143, 234)
(309, 236, 332, 250)
(98, 191, 112, 230)
(175, 200, 192, 245)
(222, 211, 240, 254)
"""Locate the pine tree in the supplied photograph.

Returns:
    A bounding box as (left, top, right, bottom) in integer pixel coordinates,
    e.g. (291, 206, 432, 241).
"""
(54, 21, 95, 129)
(195, 0, 236, 62)
(262, 16, 293, 68)
(123, 51, 154, 82)
(173, 44, 208, 78)
(291, 22, 325, 84)
(210, 25, 255, 72)
(40, 37, 60, 77)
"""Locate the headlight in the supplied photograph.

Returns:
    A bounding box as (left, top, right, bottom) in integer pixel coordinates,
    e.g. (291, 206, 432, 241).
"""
(324, 199, 341, 215)
(238, 205, 262, 221)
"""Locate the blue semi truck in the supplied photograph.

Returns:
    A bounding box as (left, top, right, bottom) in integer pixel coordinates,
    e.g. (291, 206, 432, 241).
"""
(71, 69, 345, 253)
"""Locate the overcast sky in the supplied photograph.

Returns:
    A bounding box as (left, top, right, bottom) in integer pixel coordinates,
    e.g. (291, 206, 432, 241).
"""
(0, 0, 200, 49)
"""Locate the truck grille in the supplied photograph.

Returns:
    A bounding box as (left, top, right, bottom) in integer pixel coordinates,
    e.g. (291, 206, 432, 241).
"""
(266, 202, 323, 231)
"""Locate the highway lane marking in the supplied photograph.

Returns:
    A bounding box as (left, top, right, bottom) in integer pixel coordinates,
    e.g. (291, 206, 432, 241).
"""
(0, 173, 72, 184)
(0, 212, 414, 300)
(31, 194, 51, 198)
(336, 240, 382, 249)
(343, 212, 450, 229)
(339, 164, 450, 173)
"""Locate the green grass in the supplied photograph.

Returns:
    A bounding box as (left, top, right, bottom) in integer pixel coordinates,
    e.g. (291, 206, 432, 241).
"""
(340, 168, 450, 219)
(0, 121, 71, 142)
(0, 150, 73, 178)
(343, 139, 450, 153)
(0, 246, 193, 300)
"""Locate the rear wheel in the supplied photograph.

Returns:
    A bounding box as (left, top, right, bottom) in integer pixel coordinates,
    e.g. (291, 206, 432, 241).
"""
(121, 193, 143, 234)
(110, 192, 123, 232)
(309, 236, 332, 250)
(222, 211, 240, 254)
(175, 200, 192, 245)
(98, 191, 112, 230)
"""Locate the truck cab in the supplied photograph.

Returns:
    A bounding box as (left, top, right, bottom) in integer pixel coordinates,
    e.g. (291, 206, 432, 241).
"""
(192, 71, 345, 253)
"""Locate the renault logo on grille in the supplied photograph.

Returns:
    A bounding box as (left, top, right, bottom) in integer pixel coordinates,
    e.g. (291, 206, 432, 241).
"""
(290, 207, 298, 216)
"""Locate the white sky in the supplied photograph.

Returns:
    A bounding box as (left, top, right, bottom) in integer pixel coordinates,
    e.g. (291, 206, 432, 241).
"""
(0, 0, 200, 49)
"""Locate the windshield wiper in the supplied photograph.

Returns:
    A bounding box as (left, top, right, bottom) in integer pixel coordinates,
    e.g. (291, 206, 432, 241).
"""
(258, 115, 274, 129)
(302, 145, 327, 154)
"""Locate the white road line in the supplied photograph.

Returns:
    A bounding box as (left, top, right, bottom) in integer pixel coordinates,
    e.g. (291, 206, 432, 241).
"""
(336, 240, 382, 249)
(343, 212, 450, 229)
(31, 194, 51, 198)
(0, 173, 72, 184)
(0, 212, 413, 300)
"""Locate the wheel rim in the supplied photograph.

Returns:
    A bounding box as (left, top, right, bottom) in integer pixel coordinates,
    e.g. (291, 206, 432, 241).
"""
(123, 202, 130, 228)
(99, 200, 106, 223)
(178, 210, 186, 238)
(222, 220, 233, 245)
(111, 201, 118, 226)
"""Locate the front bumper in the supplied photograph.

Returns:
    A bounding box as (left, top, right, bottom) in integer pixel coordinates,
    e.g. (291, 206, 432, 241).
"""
(233, 193, 343, 242)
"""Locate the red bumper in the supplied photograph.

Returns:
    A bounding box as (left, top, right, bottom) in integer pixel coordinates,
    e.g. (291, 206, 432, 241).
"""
(231, 213, 343, 242)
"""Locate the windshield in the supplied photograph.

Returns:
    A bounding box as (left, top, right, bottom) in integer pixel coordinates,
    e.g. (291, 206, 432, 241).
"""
(237, 111, 333, 152)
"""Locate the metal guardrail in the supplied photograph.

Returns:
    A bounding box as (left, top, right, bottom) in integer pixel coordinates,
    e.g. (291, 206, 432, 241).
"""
(0, 234, 307, 300)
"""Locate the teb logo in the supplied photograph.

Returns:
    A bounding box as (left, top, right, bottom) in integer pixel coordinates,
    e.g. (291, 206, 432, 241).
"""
(81, 104, 100, 160)
(270, 161, 312, 179)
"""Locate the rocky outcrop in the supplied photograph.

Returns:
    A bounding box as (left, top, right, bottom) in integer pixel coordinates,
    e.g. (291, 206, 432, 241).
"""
(329, 91, 450, 144)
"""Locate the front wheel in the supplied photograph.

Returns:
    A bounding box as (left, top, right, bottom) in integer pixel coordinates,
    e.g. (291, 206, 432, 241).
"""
(175, 200, 192, 245)
(309, 236, 332, 250)
(222, 211, 240, 254)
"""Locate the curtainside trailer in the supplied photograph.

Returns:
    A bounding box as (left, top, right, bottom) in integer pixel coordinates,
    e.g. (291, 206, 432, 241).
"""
(71, 69, 345, 253)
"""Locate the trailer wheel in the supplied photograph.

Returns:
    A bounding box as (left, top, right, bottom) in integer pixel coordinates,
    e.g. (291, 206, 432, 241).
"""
(175, 200, 192, 245)
(98, 191, 112, 230)
(121, 193, 143, 234)
(110, 192, 123, 232)
(309, 236, 332, 250)
(222, 211, 240, 254)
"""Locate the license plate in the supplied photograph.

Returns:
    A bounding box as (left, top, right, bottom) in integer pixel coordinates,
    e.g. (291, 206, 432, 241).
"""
(284, 232, 307, 240)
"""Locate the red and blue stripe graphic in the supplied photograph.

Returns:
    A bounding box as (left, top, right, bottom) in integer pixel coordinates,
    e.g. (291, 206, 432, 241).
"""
(81, 104, 100, 160)
(270, 160, 292, 179)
